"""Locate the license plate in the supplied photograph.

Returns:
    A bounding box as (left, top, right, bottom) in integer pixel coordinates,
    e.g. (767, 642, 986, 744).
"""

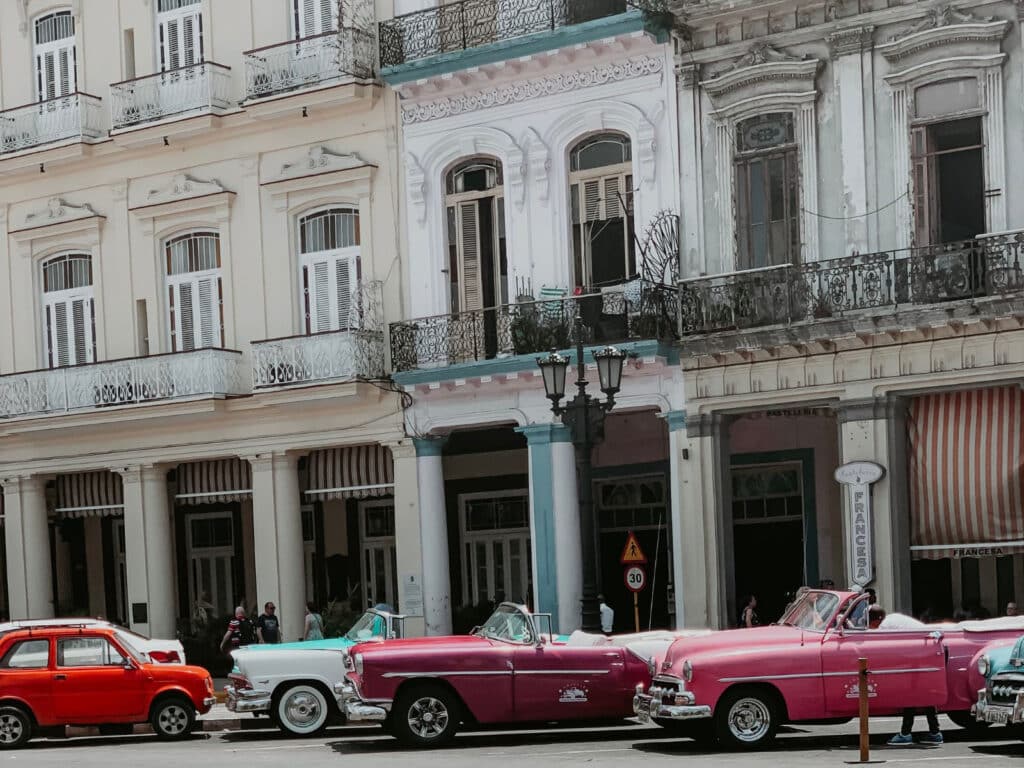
(988, 707, 1010, 725)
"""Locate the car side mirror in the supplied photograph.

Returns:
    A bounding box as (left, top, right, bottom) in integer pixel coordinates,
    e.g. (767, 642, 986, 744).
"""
(123, 659, 136, 670)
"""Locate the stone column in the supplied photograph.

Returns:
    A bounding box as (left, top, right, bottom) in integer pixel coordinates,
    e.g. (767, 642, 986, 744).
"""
(414, 438, 452, 636)
(517, 424, 581, 634)
(116, 465, 176, 638)
(837, 396, 911, 613)
(389, 440, 426, 637)
(2, 476, 54, 619)
(247, 452, 305, 643)
(889, 84, 912, 251)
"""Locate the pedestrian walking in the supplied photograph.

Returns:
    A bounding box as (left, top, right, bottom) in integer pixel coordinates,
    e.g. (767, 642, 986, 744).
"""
(304, 602, 325, 641)
(739, 595, 759, 628)
(219, 606, 255, 654)
(1007, 602, 1018, 617)
(888, 707, 942, 747)
(256, 601, 281, 643)
(598, 594, 614, 635)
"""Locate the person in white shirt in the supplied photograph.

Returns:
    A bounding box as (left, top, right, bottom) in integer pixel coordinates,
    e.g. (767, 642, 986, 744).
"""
(598, 594, 614, 635)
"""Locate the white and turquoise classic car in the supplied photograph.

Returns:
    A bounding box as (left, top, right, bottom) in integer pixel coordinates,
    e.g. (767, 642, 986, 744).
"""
(226, 608, 405, 735)
(973, 633, 1024, 729)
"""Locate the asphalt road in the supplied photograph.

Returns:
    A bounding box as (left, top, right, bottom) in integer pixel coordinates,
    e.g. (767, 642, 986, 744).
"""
(11, 716, 1024, 767)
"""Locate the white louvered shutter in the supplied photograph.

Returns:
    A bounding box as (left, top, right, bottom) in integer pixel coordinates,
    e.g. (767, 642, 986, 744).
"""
(296, 0, 338, 37)
(159, 3, 202, 72)
(457, 202, 483, 311)
(45, 296, 95, 368)
(35, 36, 76, 100)
(303, 253, 357, 333)
(171, 276, 222, 351)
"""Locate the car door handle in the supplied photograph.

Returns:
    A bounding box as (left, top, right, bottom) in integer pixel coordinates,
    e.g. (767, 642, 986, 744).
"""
(54, 674, 67, 681)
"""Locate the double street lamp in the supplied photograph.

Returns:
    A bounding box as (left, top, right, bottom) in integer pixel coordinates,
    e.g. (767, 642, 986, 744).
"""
(536, 315, 627, 632)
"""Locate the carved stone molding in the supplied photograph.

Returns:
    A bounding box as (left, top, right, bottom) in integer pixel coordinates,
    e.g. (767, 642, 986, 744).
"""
(523, 128, 550, 203)
(675, 62, 700, 90)
(880, 8, 1009, 67)
(22, 197, 99, 228)
(401, 56, 664, 125)
(145, 174, 230, 206)
(900, 4, 994, 38)
(702, 44, 820, 102)
(406, 153, 427, 224)
(828, 26, 875, 59)
(277, 145, 371, 182)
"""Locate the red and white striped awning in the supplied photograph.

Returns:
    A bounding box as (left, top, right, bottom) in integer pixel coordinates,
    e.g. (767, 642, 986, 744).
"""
(55, 471, 124, 518)
(175, 459, 252, 505)
(305, 445, 394, 500)
(908, 386, 1024, 559)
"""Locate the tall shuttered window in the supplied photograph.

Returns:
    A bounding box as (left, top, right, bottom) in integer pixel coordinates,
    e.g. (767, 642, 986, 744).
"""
(294, 0, 338, 37)
(157, 0, 203, 73)
(298, 208, 360, 333)
(42, 253, 95, 368)
(569, 133, 635, 289)
(166, 232, 223, 351)
(34, 11, 76, 101)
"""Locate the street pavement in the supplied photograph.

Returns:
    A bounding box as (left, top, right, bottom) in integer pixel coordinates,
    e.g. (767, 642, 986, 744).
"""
(16, 715, 1024, 767)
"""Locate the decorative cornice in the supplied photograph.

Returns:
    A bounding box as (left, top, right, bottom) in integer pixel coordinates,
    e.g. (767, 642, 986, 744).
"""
(828, 25, 875, 59)
(723, 42, 801, 72)
(22, 197, 99, 228)
(145, 173, 230, 206)
(879, 18, 1010, 65)
(898, 4, 994, 38)
(401, 56, 664, 125)
(277, 146, 371, 182)
(701, 44, 820, 100)
(675, 61, 700, 90)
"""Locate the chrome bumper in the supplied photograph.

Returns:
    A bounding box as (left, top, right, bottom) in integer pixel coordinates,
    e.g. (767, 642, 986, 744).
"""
(973, 689, 1024, 725)
(634, 684, 712, 723)
(333, 680, 390, 722)
(225, 685, 272, 713)
(202, 696, 217, 709)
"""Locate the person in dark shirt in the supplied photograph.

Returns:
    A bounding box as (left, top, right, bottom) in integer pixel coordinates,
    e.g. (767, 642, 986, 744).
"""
(256, 602, 281, 643)
(220, 606, 255, 653)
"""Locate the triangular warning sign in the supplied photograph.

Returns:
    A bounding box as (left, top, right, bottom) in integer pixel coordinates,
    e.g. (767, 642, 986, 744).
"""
(620, 531, 647, 564)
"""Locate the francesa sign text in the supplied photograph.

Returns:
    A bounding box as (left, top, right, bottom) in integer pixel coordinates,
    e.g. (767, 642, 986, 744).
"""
(834, 461, 885, 588)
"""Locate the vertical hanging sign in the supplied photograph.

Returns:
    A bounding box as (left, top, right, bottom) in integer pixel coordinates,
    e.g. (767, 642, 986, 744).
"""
(834, 461, 885, 588)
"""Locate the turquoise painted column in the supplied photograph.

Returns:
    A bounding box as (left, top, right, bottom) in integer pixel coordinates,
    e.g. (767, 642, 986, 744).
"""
(516, 424, 580, 633)
(413, 437, 452, 635)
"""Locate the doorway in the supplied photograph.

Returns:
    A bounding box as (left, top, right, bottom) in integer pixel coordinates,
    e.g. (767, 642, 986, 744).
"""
(186, 511, 235, 619)
(360, 500, 398, 610)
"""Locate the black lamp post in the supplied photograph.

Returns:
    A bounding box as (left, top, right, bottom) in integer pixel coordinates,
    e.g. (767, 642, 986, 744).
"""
(536, 315, 627, 632)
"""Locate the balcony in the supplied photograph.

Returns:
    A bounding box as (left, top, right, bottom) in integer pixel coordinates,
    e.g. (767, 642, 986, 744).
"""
(109, 62, 232, 137)
(390, 281, 677, 372)
(0, 93, 104, 155)
(678, 231, 1024, 336)
(243, 29, 376, 103)
(251, 282, 385, 389)
(379, 0, 631, 69)
(0, 348, 247, 420)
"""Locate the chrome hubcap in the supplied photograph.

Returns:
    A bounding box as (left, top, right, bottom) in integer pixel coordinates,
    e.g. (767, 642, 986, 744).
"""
(284, 690, 324, 729)
(158, 704, 189, 735)
(407, 696, 449, 739)
(0, 714, 23, 744)
(728, 697, 770, 743)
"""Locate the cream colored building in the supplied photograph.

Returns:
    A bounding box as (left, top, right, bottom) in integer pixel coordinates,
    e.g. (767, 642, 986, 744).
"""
(0, 0, 415, 646)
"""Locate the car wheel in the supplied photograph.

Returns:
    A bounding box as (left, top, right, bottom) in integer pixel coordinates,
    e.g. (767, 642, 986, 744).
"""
(653, 717, 716, 744)
(714, 687, 778, 750)
(274, 684, 330, 737)
(947, 710, 989, 733)
(392, 684, 461, 747)
(0, 706, 32, 749)
(150, 696, 195, 740)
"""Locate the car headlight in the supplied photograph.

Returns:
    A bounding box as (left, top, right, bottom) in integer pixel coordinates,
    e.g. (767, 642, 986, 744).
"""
(342, 651, 354, 670)
(682, 660, 693, 682)
(978, 655, 990, 676)
(354, 652, 364, 675)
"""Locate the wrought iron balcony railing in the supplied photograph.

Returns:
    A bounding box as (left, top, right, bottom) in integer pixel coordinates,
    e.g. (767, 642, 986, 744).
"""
(110, 62, 232, 130)
(243, 28, 376, 100)
(379, 0, 628, 67)
(390, 280, 677, 372)
(0, 348, 248, 419)
(0, 92, 104, 154)
(251, 281, 385, 388)
(679, 231, 1024, 335)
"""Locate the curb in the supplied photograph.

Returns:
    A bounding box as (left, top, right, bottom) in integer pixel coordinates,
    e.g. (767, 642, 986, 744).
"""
(63, 719, 384, 737)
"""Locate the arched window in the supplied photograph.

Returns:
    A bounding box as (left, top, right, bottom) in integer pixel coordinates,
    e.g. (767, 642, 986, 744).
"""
(444, 158, 507, 312)
(294, 0, 338, 38)
(34, 11, 76, 101)
(298, 207, 360, 333)
(569, 132, 635, 288)
(734, 113, 799, 269)
(42, 253, 94, 368)
(165, 232, 222, 351)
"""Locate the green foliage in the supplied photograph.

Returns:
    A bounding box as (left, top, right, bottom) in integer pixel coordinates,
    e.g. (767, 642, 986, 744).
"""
(510, 306, 572, 354)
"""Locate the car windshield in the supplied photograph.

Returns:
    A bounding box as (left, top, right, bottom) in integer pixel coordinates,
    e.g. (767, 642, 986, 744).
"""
(112, 630, 147, 664)
(473, 605, 535, 644)
(344, 611, 388, 642)
(778, 591, 841, 632)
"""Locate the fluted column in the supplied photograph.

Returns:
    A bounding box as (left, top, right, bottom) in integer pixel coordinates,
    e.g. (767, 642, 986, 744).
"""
(676, 63, 706, 278)
(889, 85, 911, 250)
(982, 66, 1007, 233)
(2, 476, 53, 619)
(714, 120, 734, 273)
(414, 438, 452, 636)
(796, 102, 820, 261)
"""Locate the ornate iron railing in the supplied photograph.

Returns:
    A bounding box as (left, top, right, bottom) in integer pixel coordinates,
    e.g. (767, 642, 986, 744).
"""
(0, 92, 104, 154)
(679, 232, 1024, 335)
(251, 281, 385, 387)
(390, 280, 677, 372)
(243, 28, 376, 100)
(110, 62, 232, 130)
(0, 348, 248, 419)
(379, 0, 628, 67)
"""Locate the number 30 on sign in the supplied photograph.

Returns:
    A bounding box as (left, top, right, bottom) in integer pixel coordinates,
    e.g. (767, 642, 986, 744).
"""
(624, 566, 646, 592)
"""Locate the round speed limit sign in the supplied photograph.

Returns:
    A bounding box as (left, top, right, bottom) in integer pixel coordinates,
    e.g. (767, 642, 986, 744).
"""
(624, 565, 646, 593)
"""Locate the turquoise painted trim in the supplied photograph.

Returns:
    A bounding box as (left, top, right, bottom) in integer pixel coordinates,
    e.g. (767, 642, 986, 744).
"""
(413, 436, 447, 457)
(730, 449, 819, 587)
(523, 436, 559, 629)
(381, 11, 646, 86)
(516, 423, 572, 445)
(392, 339, 676, 387)
(664, 410, 687, 433)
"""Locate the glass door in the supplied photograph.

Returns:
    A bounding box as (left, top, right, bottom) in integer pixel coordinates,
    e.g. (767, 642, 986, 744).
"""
(460, 491, 531, 606)
(186, 511, 234, 619)
(359, 501, 397, 610)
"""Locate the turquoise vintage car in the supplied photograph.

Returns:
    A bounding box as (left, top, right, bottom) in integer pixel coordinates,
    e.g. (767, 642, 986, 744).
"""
(243, 608, 404, 653)
(973, 634, 1024, 729)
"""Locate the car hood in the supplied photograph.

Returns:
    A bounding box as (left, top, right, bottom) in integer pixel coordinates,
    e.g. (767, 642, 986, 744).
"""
(661, 625, 804, 672)
(245, 638, 356, 652)
(352, 634, 494, 655)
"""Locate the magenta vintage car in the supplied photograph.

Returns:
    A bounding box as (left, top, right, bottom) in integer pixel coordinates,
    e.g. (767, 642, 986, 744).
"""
(335, 602, 668, 746)
(634, 588, 1024, 749)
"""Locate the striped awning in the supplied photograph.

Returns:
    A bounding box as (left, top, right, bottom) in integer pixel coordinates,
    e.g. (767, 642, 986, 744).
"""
(908, 386, 1024, 559)
(55, 471, 124, 518)
(305, 444, 394, 500)
(176, 459, 252, 505)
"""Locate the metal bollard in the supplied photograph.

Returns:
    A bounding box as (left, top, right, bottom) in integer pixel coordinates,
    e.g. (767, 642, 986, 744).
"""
(858, 657, 870, 762)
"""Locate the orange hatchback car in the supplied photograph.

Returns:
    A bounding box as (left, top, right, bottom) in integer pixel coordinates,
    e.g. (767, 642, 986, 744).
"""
(0, 623, 215, 749)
